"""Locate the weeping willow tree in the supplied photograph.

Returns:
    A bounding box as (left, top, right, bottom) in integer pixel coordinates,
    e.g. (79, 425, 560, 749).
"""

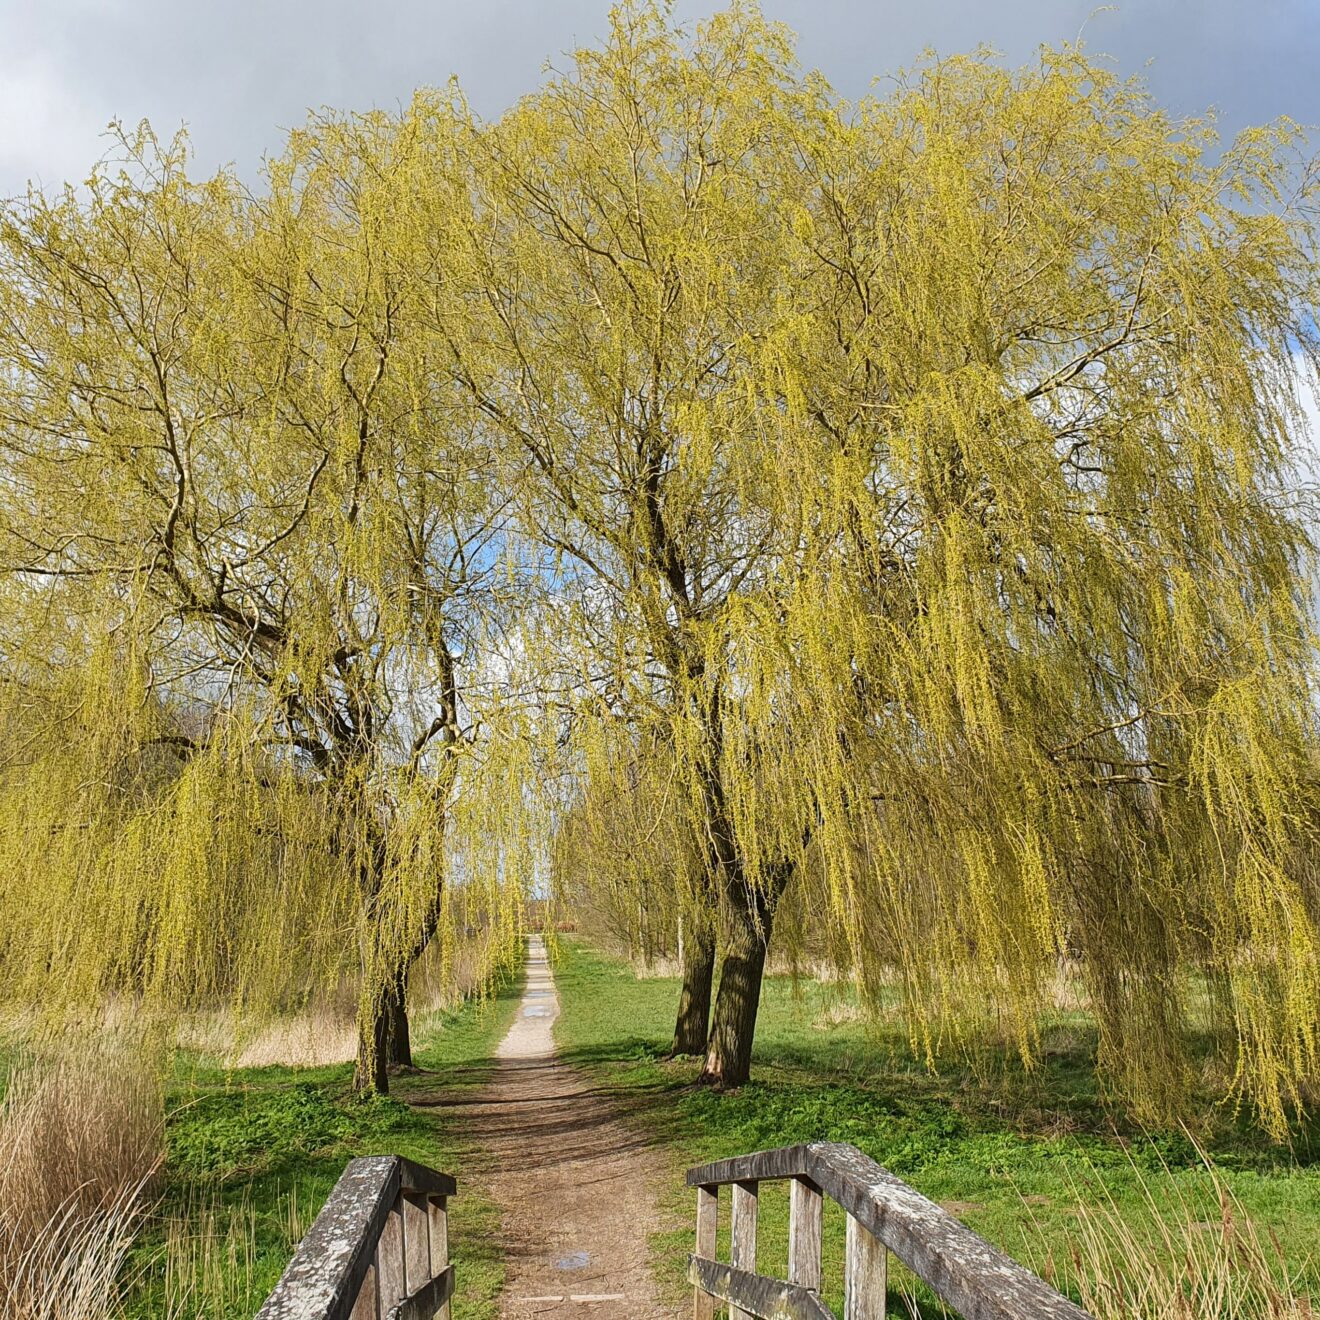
(0, 112, 529, 1094)
(1, 0, 1319, 1133)
(437, 3, 825, 1085)
(731, 45, 1320, 1131)
(455, 3, 1320, 1122)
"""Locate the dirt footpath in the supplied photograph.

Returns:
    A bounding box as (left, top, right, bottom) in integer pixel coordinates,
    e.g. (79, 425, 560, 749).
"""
(450, 936, 677, 1318)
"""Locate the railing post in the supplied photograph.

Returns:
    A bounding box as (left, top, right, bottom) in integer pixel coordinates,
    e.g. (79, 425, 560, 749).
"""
(349, 1261, 378, 1320)
(845, 1211, 887, 1320)
(402, 1191, 431, 1292)
(730, 1180, 759, 1320)
(429, 1194, 451, 1320)
(788, 1176, 823, 1293)
(376, 1197, 407, 1314)
(693, 1184, 717, 1320)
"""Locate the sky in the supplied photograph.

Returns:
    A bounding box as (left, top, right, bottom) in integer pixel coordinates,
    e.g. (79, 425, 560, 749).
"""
(1, 0, 1318, 198)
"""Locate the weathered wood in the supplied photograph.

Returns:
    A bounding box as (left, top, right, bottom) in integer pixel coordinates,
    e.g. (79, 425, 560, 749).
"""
(687, 1142, 1092, 1320)
(401, 1193, 430, 1293)
(376, 1202, 407, 1312)
(789, 1177, 823, 1292)
(688, 1146, 815, 1189)
(844, 1213, 886, 1320)
(687, 1256, 834, 1320)
(428, 1196, 451, 1320)
(730, 1180, 759, 1320)
(256, 1155, 457, 1320)
(348, 1262, 377, 1320)
(256, 1157, 400, 1320)
(693, 1185, 718, 1320)
(382, 1265, 455, 1320)
(396, 1158, 457, 1200)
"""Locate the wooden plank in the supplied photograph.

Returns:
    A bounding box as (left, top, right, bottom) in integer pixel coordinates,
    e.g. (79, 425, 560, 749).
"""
(401, 1193, 430, 1293)
(686, 1142, 1093, 1320)
(256, 1156, 400, 1320)
(686, 1145, 814, 1188)
(376, 1202, 407, 1313)
(383, 1265, 455, 1320)
(801, 1143, 1092, 1320)
(693, 1185, 718, 1320)
(845, 1213, 886, 1320)
(396, 1158, 457, 1199)
(348, 1262, 377, 1320)
(428, 1197, 451, 1320)
(730, 1180, 759, 1320)
(687, 1256, 835, 1320)
(789, 1177, 823, 1292)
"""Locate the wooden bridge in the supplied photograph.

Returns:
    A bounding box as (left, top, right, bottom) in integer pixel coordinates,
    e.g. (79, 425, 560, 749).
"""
(256, 1142, 1091, 1319)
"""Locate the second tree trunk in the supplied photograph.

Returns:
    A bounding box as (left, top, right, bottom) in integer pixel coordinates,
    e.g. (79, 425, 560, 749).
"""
(386, 971, 413, 1068)
(699, 864, 793, 1088)
(671, 917, 715, 1055)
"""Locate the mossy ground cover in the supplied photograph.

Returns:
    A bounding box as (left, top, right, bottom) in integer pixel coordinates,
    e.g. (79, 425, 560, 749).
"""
(124, 964, 524, 1320)
(550, 939, 1320, 1316)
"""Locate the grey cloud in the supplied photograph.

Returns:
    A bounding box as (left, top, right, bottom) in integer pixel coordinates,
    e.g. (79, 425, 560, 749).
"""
(1, 0, 1317, 196)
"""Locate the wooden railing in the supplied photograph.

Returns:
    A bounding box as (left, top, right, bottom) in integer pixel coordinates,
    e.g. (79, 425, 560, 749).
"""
(255, 1155, 454, 1320)
(687, 1142, 1092, 1320)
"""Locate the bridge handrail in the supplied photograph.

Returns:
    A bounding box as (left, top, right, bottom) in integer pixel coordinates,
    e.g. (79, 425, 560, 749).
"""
(255, 1154, 455, 1320)
(686, 1141, 1092, 1320)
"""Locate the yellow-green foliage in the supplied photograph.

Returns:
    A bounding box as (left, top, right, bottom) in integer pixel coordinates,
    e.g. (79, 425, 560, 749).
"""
(748, 46, 1320, 1136)
(471, 8, 1320, 1133)
(1, 4, 1319, 1130)
(0, 117, 528, 1057)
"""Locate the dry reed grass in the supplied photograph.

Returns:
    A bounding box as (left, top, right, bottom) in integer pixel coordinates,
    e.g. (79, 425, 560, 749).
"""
(1047, 1150, 1315, 1319)
(177, 931, 501, 1068)
(0, 1195, 143, 1320)
(234, 1012, 359, 1068)
(0, 1039, 164, 1319)
(159, 1186, 313, 1317)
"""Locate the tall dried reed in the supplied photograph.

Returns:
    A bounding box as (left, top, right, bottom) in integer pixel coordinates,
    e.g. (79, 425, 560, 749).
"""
(1050, 1151, 1315, 1319)
(0, 1039, 164, 1319)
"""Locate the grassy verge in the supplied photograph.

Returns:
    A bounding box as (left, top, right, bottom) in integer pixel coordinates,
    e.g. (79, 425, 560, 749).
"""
(551, 940, 1320, 1316)
(126, 966, 524, 1320)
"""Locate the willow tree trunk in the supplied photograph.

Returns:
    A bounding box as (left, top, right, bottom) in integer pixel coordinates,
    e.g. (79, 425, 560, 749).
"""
(671, 916, 715, 1056)
(700, 890, 767, 1087)
(353, 966, 415, 1092)
(386, 972, 413, 1068)
(354, 993, 391, 1095)
(699, 865, 793, 1088)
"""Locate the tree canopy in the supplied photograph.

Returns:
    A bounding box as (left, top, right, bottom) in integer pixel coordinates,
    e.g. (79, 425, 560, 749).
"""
(1, 3, 1319, 1129)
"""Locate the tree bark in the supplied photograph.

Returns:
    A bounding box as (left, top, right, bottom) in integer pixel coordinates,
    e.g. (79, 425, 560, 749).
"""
(352, 964, 416, 1091)
(353, 990, 391, 1096)
(385, 971, 413, 1068)
(699, 866, 792, 1088)
(671, 915, 715, 1056)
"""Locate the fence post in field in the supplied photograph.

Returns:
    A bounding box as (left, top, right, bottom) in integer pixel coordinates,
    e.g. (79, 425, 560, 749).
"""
(429, 1193, 452, 1320)
(349, 1261, 378, 1320)
(845, 1211, 887, 1320)
(376, 1201, 406, 1313)
(730, 1180, 759, 1320)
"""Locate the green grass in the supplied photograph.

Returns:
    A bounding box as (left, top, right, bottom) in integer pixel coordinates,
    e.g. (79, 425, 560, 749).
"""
(125, 968, 524, 1320)
(551, 940, 1320, 1316)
